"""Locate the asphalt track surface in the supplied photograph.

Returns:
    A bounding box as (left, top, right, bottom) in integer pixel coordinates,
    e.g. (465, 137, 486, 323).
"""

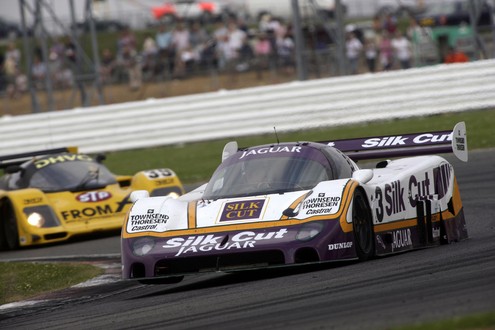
(0, 149, 494, 330)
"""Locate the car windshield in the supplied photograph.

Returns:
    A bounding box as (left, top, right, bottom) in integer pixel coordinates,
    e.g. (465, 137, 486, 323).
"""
(203, 146, 332, 199)
(28, 160, 117, 192)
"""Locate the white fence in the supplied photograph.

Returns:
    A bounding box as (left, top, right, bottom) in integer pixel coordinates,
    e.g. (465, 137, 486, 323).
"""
(1, 59, 495, 155)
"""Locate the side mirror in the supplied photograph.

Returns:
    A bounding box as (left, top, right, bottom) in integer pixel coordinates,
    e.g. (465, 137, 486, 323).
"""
(96, 154, 106, 163)
(5, 165, 22, 174)
(222, 141, 238, 162)
(130, 190, 150, 203)
(352, 169, 373, 184)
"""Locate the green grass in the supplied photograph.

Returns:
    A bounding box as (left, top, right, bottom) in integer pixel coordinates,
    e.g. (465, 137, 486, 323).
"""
(393, 311, 495, 330)
(104, 109, 495, 183)
(0, 262, 104, 305)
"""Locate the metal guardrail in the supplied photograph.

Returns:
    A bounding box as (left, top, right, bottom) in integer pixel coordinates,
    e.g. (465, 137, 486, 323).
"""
(1, 59, 495, 155)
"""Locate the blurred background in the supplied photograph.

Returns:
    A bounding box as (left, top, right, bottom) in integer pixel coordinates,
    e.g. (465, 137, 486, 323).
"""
(0, 0, 493, 114)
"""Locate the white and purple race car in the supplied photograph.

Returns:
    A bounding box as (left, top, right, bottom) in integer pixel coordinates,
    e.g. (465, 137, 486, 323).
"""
(121, 122, 468, 283)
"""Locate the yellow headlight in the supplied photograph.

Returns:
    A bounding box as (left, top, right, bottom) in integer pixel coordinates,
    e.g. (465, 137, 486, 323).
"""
(167, 192, 180, 199)
(27, 212, 45, 228)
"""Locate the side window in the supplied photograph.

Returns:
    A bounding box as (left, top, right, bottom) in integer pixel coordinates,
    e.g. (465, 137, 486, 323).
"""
(7, 172, 22, 190)
(323, 147, 355, 179)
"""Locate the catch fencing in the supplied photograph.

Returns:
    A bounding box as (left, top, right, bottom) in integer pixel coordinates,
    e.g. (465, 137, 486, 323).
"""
(1, 59, 495, 155)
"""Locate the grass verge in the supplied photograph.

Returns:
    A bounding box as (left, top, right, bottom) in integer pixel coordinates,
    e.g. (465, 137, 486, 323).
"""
(0, 262, 104, 305)
(393, 311, 495, 330)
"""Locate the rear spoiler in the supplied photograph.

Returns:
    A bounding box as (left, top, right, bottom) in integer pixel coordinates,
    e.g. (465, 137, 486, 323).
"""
(0, 146, 79, 169)
(320, 122, 468, 162)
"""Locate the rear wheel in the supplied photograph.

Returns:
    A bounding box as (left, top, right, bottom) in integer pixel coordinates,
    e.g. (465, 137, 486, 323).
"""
(352, 189, 375, 260)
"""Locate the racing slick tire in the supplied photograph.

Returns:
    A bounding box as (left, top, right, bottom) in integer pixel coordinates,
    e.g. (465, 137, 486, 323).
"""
(0, 201, 20, 250)
(352, 189, 375, 261)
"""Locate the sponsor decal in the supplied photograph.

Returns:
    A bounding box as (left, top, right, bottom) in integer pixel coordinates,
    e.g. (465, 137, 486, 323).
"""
(409, 164, 451, 207)
(302, 192, 340, 215)
(128, 209, 169, 232)
(61, 204, 113, 222)
(392, 228, 412, 250)
(155, 178, 175, 186)
(34, 154, 93, 169)
(375, 164, 452, 221)
(76, 191, 112, 203)
(61, 195, 132, 222)
(433, 163, 451, 200)
(408, 172, 432, 208)
(162, 228, 288, 257)
(328, 242, 353, 250)
(363, 136, 408, 148)
(144, 169, 173, 179)
(374, 180, 405, 222)
(23, 197, 43, 205)
(239, 146, 302, 159)
(219, 199, 265, 222)
(362, 132, 451, 148)
(455, 136, 466, 150)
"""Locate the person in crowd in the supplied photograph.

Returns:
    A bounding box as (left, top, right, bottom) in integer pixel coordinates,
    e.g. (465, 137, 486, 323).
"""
(276, 29, 295, 75)
(4, 42, 25, 98)
(444, 46, 469, 64)
(141, 34, 159, 79)
(364, 37, 378, 73)
(120, 44, 142, 90)
(254, 31, 272, 79)
(171, 21, 191, 78)
(235, 34, 254, 72)
(221, 20, 247, 82)
(48, 48, 73, 89)
(155, 24, 175, 76)
(64, 39, 77, 65)
(5, 42, 21, 67)
(100, 47, 117, 83)
(345, 31, 363, 74)
(391, 31, 412, 69)
(212, 20, 228, 70)
(379, 31, 394, 71)
(4, 56, 21, 98)
(383, 14, 398, 35)
(187, 21, 209, 73)
(0, 52, 5, 92)
(118, 28, 137, 53)
(31, 54, 47, 89)
(50, 38, 66, 62)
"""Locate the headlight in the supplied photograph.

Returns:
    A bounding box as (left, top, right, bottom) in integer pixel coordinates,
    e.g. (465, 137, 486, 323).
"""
(167, 192, 180, 199)
(151, 186, 183, 197)
(23, 205, 60, 228)
(27, 212, 45, 228)
(296, 222, 324, 242)
(132, 237, 155, 256)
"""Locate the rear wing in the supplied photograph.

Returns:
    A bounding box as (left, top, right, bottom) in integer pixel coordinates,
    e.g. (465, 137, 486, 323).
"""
(320, 122, 468, 162)
(0, 146, 79, 170)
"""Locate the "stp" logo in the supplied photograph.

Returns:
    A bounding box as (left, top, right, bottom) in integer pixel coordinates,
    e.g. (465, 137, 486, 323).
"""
(76, 191, 112, 203)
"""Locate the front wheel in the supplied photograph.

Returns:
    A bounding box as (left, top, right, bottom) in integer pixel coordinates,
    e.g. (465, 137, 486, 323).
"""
(352, 189, 375, 261)
(1, 202, 20, 250)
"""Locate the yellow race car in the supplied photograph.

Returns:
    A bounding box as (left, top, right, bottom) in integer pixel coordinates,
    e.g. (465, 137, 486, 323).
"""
(0, 147, 184, 250)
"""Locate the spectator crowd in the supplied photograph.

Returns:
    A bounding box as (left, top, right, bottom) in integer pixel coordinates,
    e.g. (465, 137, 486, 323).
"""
(0, 12, 472, 98)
